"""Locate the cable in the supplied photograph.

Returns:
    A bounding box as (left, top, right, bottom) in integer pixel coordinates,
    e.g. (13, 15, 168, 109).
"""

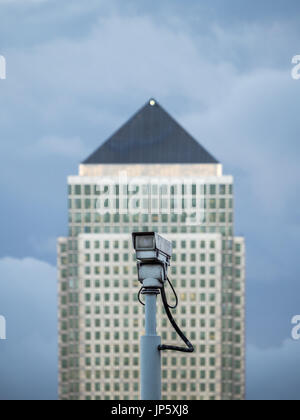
(165, 277, 178, 309)
(138, 287, 145, 306)
(137, 277, 194, 353)
(138, 277, 177, 309)
(158, 285, 194, 353)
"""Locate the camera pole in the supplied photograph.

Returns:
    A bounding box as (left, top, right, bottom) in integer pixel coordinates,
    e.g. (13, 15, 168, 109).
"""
(140, 280, 162, 401)
(132, 232, 194, 401)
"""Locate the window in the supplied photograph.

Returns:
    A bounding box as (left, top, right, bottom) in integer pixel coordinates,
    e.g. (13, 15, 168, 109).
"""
(209, 213, 216, 223)
(219, 213, 226, 223)
(220, 198, 226, 209)
(75, 185, 81, 195)
(84, 185, 91, 195)
(60, 244, 67, 253)
(219, 184, 226, 195)
(210, 185, 216, 195)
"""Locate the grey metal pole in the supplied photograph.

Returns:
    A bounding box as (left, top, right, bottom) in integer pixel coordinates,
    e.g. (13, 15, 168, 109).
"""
(140, 290, 162, 400)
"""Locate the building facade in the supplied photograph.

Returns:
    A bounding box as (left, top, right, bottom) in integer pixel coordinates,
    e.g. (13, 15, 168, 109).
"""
(58, 99, 245, 400)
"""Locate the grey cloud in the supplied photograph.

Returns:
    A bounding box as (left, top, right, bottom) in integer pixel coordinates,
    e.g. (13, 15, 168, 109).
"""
(0, 0, 300, 400)
(247, 340, 300, 400)
(29, 136, 89, 158)
(0, 258, 57, 400)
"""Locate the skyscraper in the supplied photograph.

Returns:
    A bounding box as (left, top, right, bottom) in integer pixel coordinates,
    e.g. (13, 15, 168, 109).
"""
(58, 99, 245, 401)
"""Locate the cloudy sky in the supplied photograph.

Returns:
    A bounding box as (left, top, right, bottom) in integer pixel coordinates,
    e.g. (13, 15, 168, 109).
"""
(0, 0, 300, 400)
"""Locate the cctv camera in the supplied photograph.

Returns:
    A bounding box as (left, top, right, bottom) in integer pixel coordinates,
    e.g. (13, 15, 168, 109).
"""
(132, 232, 172, 265)
(132, 232, 173, 286)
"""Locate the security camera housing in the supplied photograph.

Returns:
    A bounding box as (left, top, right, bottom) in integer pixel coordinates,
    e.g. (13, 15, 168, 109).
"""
(132, 232, 173, 265)
(132, 232, 173, 286)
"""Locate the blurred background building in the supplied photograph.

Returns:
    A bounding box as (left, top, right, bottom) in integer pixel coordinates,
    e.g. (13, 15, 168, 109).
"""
(58, 99, 245, 400)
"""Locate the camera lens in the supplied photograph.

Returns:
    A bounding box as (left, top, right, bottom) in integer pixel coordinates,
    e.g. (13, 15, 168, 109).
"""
(136, 235, 154, 250)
